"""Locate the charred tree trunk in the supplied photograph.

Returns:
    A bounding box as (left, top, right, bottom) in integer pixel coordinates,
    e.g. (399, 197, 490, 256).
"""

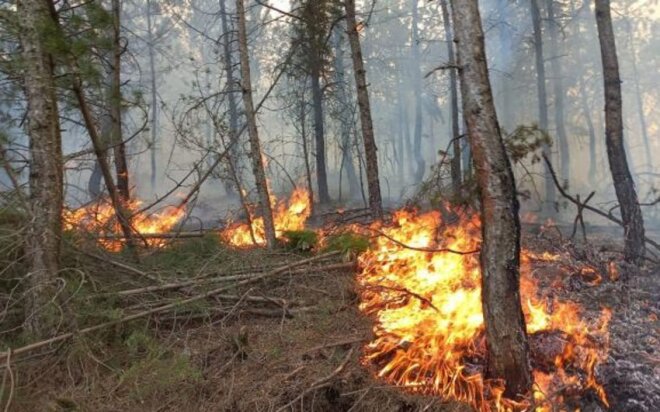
(412, 0, 426, 184)
(110, 0, 129, 203)
(310, 65, 330, 204)
(530, 0, 556, 212)
(440, 0, 461, 194)
(451, 0, 532, 398)
(546, 0, 569, 181)
(236, 0, 276, 248)
(18, 0, 64, 337)
(344, 0, 383, 218)
(594, 0, 645, 264)
(332, 25, 360, 200)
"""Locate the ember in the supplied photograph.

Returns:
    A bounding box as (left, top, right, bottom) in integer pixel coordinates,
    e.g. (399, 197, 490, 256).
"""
(357, 209, 611, 411)
(63, 199, 186, 251)
(222, 187, 311, 247)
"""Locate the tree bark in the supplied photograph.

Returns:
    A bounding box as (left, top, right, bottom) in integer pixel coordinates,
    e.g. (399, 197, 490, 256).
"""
(18, 0, 65, 337)
(344, 0, 383, 218)
(411, 0, 426, 184)
(218, 0, 241, 198)
(451, 0, 532, 398)
(594, 0, 645, 264)
(332, 25, 360, 200)
(530, 0, 556, 212)
(439, 0, 461, 194)
(110, 0, 130, 203)
(545, 0, 570, 181)
(236, 0, 276, 248)
(310, 65, 330, 204)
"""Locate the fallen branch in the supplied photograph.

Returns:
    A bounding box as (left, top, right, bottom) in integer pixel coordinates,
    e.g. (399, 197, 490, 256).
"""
(96, 231, 207, 240)
(369, 228, 479, 255)
(275, 347, 355, 412)
(0, 252, 341, 362)
(542, 155, 660, 252)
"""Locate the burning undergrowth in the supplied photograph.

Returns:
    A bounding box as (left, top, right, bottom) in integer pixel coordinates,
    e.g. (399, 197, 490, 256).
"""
(356, 209, 611, 411)
(222, 187, 312, 247)
(63, 199, 186, 251)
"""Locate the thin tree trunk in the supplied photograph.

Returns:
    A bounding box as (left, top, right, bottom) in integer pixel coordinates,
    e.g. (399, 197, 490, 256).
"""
(18, 0, 64, 337)
(546, 0, 570, 181)
(626, 20, 652, 170)
(580, 78, 598, 185)
(594, 0, 645, 264)
(300, 95, 315, 210)
(451, 0, 532, 397)
(236, 0, 276, 248)
(440, 0, 461, 193)
(220, 0, 242, 197)
(344, 0, 383, 217)
(110, 0, 129, 202)
(146, 0, 158, 191)
(332, 25, 360, 199)
(310, 66, 330, 204)
(412, 0, 426, 183)
(530, 0, 556, 212)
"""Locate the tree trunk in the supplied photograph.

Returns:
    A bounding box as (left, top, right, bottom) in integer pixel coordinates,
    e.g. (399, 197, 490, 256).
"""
(310, 66, 330, 204)
(146, 0, 158, 191)
(110, 0, 130, 203)
(332, 25, 360, 200)
(451, 0, 532, 398)
(219, 0, 241, 198)
(300, 95, 315, 210)
(236, 0, 276, 248)
(439, 0, 461, 194)
(18, 0, 64, 337)
(412, 0, 426, 183)
(579, 76, 598, 185)
(545, 0, 570, 181)
(626, 20, 652, 170)
(344, 0, 383, 218)
(530, 0, 556, 212)
(594, 0, 645, 264)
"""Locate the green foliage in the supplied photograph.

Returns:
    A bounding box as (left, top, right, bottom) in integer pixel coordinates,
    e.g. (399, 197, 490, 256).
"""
(282, 229, 318, 252)
(323, 233, 370, 256)
(141, 234, 225, 272)
(118, 330, 201, 401)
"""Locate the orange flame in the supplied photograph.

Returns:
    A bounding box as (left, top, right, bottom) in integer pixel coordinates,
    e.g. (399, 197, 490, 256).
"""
(63, 199, 186, 251)
(222, 187, 312, 247)
(357, 209, 610, 411)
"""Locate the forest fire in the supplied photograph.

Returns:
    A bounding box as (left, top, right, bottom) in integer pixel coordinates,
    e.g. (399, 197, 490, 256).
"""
(357, 209, 611, 411)
(63, 200, 186, 251)
(222, 187, 311, 247)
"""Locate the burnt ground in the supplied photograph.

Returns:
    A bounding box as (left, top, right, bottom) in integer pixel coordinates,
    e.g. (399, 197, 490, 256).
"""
(3, 224, 659, 412)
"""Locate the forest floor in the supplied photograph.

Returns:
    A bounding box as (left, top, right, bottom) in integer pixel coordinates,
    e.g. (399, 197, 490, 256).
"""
(1, 216, 659, 412)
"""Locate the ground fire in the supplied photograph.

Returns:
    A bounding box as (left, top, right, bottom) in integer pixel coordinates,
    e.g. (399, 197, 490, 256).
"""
(356, 209, 611, 411)
(63, 199, 186, 251)
(65, 188, 613, 410)
(222, 186, 312, 247)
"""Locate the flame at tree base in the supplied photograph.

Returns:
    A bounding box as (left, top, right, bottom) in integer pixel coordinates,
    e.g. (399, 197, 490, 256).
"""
(357, 209, 610, 411)
(222, 187, 311, 247)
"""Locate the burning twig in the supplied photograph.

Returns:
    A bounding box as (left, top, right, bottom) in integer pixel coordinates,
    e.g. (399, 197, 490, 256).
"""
(365, 284, 440, 312)
(369, 228, 480, 255)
